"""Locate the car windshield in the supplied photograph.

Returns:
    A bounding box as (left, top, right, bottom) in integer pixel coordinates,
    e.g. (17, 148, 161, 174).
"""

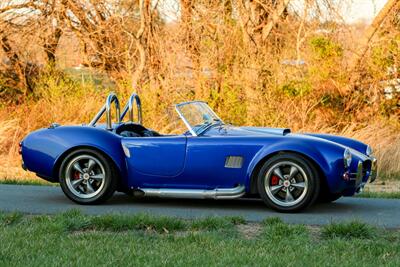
(175, 101, 223, 136)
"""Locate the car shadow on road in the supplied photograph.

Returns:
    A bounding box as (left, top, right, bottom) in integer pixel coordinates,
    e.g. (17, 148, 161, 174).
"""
(103, 193, 368, 215)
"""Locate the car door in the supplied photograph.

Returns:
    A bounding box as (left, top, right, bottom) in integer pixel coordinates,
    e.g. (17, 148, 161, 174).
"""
(180, 136, 263, 188)
(121, 136, 187, 180)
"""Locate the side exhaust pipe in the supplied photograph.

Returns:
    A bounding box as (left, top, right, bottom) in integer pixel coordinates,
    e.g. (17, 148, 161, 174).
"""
(139, 185, 245, 200)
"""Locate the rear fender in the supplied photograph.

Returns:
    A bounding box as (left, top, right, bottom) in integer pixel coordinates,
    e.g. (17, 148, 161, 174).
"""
(22, 126, 127, 186)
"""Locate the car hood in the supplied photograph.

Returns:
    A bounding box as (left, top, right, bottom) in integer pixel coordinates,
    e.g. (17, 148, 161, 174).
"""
(206, 125, 368, 155)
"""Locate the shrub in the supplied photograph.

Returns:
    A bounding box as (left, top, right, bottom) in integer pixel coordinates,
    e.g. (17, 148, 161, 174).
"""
(321, 221, 377, 239)
(0, 212, 23, 226)
(190, 217, 234, 231)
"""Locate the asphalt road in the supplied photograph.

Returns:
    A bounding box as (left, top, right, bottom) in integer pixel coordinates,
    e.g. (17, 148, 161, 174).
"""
(1, 184, 399, 227)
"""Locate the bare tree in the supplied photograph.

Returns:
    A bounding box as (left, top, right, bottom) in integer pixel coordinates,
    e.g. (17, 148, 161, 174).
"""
(261, 0, 290, 42)
(236, 0, 290, 48)
(349, 0, 399, 73)
(180, 0, 201, 82)
(0, 0, 66, 95)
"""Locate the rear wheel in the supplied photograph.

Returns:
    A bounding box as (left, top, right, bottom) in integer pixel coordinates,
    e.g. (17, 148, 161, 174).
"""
(59, 148, 117, 204)
(257, 153, 320, 212)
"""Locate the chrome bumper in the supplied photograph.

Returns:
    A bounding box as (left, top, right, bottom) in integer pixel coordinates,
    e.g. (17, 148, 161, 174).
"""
(351, 158, 378, 185)
(345, 158, 378, 194)
(351, 161, 365, 193)
(369, 157, 378, 183)
(355, 161, 363, 184)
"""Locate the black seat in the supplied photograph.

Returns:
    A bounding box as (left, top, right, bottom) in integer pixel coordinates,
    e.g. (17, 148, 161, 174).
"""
(115, 123, 161, 137)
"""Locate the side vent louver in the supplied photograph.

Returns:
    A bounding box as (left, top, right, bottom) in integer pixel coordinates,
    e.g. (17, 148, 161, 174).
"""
(225, 156, 243, 168)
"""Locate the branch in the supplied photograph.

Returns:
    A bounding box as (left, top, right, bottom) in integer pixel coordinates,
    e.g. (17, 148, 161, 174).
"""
(348, 0, 399, 73)
(0, 1, 36, 14)
(261, 0, 290, 42)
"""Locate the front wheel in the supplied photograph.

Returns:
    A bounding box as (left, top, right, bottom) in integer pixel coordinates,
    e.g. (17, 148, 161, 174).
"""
(257, 153, 320, 212)
(59, 148, 117, 204)
(319, 192, 342, 203)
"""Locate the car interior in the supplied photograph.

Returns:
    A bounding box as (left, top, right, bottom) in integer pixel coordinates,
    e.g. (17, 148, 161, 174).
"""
(115, 123, 162, 137)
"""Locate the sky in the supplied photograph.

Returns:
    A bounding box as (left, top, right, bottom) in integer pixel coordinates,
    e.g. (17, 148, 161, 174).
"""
(1, 0, 391, 25)
(341, 0, 388, 23)
(159, 0, 390, 24)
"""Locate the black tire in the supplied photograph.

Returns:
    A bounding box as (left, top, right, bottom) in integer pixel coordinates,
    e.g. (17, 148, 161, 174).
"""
(319, 192, 342, 203)
(257, 153, 320, 212)
(59, 148, 118, 204)
(318, 179, 342, 203)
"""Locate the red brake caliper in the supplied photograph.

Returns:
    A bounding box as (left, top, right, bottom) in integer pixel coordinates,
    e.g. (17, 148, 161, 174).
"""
(73, 171, 80, 180)
(271, 175, 279, 186)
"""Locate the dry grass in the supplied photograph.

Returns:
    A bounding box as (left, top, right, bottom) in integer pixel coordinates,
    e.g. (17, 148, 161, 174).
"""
(0, 70, 399, 180)
(341, 122, 400, 179)
(0, 87, 398, 181)
(0, 2, 399, 181)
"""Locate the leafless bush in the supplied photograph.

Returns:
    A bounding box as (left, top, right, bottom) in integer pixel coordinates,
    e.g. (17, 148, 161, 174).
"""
(0, 0, 399, 179)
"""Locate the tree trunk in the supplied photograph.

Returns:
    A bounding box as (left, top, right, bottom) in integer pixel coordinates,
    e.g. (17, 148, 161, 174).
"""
(261, 0, 290, 42)
(237, 0, 289, 47)
(44, 27, 63, 64)
(181, 0, 202, 90)
(0, 34, 31, 95)
(348, 0, 399, 74)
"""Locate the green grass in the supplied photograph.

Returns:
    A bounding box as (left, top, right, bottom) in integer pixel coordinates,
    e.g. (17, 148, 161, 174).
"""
(321, 221, 377, 239)
(0, 211, 23, 226)
(356, 191, 400, 199)
(190, 216, 244, 231)
(262, 216, 284, 226)
(0, 178, 57, 186)
(1, 211, 400, 266)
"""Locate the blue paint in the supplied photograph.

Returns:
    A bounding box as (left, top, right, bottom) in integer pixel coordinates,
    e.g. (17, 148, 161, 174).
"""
(21, 121, 376, 197)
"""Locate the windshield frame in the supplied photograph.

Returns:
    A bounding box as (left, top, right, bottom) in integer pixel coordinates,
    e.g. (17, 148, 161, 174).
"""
(175, 101, 224, 136)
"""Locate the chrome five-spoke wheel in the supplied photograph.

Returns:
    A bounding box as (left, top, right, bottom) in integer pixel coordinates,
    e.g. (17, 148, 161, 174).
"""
(257, 153, 320, 212)
(59, 149, 117, 204)
(265, 161, 308, 207)
(65, 155, 106, 199)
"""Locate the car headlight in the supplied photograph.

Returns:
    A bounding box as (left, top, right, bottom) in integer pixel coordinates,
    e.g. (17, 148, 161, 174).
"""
(366, 145, 373, 156)
(344, 148, 352, 168)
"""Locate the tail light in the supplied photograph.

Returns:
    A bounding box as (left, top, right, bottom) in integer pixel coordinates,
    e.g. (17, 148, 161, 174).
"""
(18, 142, 22, 155)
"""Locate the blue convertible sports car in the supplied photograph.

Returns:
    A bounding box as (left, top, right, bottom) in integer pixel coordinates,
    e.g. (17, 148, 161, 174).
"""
(20, 92, 378, 212)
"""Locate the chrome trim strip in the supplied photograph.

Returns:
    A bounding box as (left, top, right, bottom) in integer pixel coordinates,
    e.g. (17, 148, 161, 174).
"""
(175, 100, 224, 137)
(176, 100, 207, 107)
(122, 144, 130, 158)
(140, 185, 246, 200)
(175, 104, 197, 136)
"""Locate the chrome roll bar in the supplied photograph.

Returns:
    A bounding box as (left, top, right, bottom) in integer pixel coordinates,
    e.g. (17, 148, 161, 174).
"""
(89, 92, 121, 130)
(120, 93, 142, 124)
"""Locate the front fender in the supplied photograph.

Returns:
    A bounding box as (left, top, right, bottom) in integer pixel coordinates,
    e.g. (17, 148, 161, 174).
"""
(303, 133, 368, 155)
(245, 138, 345, 193)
